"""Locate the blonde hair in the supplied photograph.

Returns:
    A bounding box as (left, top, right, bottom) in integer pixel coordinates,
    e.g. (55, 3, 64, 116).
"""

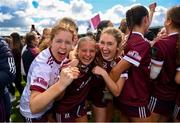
(51, 17, 78, 41)
(101, 27, 122, 47)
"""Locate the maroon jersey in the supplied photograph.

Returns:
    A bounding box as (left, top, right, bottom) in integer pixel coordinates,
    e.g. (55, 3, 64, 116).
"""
(151, 33, 178, 101)
(55, 63, 94, 113)
(119, 32, 151, 106)
(88, 57, 121, 106)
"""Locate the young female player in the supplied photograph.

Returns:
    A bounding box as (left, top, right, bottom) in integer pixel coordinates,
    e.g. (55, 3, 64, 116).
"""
(20, 17, 79, 122)
(90, 27, 126, 122)
(54, 36, 97, 122)
(109, 5, 153, 122)
(149, 5, 180, 122)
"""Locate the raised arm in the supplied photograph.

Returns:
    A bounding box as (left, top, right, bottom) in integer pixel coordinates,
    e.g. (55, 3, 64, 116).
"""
(92, 66, 127, 97)
(30, 67, 79, 114)
(148, 2, 156, 26)
(110, 59, 131, 82)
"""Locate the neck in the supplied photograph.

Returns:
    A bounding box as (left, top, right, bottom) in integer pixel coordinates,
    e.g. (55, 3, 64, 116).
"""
(132, 25, 146, 35)
(167, 27, 179, 34)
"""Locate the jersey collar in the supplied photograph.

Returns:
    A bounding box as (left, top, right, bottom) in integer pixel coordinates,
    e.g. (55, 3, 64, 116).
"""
(168, 32, 179, 36)
(132, 32, 144, 39)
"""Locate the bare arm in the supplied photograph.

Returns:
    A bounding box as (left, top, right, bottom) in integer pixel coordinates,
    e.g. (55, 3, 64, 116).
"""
(175, 71, 180, 84)
(30, 67, 80, 114)
(148, 2, 156, 27)
(110, 59, 131, 82)
(92, 66, 126, 97)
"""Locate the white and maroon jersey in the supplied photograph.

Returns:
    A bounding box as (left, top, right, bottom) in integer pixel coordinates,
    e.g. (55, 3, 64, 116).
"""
(120, 32, 151, 106)
(151, 33, 178, 101)
(20, 48, 67, 118)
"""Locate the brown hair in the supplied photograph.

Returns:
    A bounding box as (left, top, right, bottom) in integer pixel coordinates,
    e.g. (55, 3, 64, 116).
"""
(167, 6, 180, 66)
(119, 18, 128, 34)
(126, 5, 148, 40)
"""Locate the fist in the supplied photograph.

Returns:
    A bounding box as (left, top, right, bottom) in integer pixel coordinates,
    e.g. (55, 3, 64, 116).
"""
(59, 67, 80, 87)
(149, 2, 156, 12)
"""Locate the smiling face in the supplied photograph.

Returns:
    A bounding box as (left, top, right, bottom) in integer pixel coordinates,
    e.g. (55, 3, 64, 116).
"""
(77, 38, 96, 66)
(51, 30, 73, 62)
(99, 33, 118, 61)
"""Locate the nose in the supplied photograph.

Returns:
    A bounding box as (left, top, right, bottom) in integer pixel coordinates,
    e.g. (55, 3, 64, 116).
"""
(103, 44, 108, 50)
(60, 42, 66, 49)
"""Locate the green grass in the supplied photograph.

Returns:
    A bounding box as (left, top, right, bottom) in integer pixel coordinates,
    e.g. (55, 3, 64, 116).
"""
(10, 80, 25, 122)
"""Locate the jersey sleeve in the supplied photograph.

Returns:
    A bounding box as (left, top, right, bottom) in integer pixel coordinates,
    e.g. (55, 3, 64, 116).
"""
(123, 42, 150, 67)
(177, 67, 180, 72)
(151, 42, 164, 66)
(151, 42, 164, 61)
(29, 62, 51, 92)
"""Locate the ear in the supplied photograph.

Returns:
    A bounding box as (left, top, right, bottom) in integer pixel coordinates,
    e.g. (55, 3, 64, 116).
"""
(143, 16, 149, 24)
(166, 18, 172, 26)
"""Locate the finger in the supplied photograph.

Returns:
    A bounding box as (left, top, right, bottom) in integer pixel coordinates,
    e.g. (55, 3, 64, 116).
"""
(70, 67, 80, 72)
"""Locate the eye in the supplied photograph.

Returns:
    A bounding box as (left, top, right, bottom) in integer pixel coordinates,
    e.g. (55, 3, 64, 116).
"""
(65, 40, 71, 45)
(55, 39, 63, 43)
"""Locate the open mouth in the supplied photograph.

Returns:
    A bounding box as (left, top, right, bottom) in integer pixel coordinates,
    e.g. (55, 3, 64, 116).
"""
(58, 51, 66, 55)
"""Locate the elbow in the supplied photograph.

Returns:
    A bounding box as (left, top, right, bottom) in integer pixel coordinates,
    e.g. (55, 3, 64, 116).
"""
(110, 71, 117, 81)
(175, 75, 180, 84)
(114, 92, 120, 97)
(113, 90, 120, 97)
(30, 102, 40, 114)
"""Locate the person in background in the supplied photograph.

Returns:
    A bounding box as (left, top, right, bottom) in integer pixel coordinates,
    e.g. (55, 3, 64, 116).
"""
(30, 24, 41, 37)
(0, 37, 16, 121)
(95, 20, 113, 42)
(22, 32, 40, 82)
(4, 37, 13, 49)
(10, 32, 24, 95)
(119, 18, 130, 36)
(39, 28, 52, 51)
(149, 5, 180, 122)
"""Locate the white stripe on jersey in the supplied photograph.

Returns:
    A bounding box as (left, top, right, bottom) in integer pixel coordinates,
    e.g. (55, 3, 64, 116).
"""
(139, 106, 146, 118)
(56, 113, 62, 122)
(148, 96, 157, 112)
(76, 105, 81, 117)
(8, 57, 16, 74)
(173, 104, 180, 119)
(123, 55, 140, 67)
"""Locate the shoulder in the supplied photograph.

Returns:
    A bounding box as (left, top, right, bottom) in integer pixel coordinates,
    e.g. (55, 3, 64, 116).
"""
(0, 37, 13, 60)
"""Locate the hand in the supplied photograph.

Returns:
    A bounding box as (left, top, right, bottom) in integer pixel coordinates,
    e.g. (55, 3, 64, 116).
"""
(149, 2, 156, 12)
(92, 66, 106, 76)
(69, 48, 77, 60)
(62, 59, 79, 68)
(68, 59, 79, 67)
(59, 67, 80, 88)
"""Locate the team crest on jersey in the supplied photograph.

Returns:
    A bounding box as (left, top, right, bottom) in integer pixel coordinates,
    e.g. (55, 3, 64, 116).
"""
(33, 77, 48, 88)
(103, 62, 108, 69)
(127, 50, 141, 61)
(110, 61, 116, 67)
